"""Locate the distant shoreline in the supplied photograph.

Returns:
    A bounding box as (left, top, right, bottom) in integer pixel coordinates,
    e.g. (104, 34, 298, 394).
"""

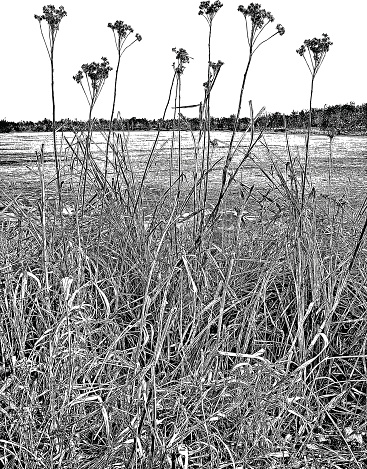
(2, 128, 367, 137)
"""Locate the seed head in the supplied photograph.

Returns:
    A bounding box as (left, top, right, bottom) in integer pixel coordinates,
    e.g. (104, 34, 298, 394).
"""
(238, 3, 274, 28)
(74, 57, 112, 92)
(172, 47, 191, 75)
(34, 5, 67, 31)
(108, 20, 134, 39)
(296, 44, 306, 56)
(276, 24, 285, 36)
(297, 33, 332, 71)
(198, 1, 223, 21)
(73, 71, 83, 84)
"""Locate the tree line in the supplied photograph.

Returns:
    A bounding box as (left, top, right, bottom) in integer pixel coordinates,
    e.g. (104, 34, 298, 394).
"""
(1, 102, 367, 134)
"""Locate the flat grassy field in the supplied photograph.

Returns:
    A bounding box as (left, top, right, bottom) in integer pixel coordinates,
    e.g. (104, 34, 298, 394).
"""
(1, 127, 367, 468)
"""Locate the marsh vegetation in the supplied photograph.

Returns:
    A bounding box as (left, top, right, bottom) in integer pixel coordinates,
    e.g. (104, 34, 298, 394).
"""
(0, 2, 366, 468)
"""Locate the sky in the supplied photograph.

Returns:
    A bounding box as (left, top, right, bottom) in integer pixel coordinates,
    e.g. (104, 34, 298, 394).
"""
(1, 0, 366, 122)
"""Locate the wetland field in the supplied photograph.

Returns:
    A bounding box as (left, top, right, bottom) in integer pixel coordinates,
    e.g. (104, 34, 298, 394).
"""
(1, 1, 367, 468)
(1, 127, 367, 468)
(1, 130, 367, 207)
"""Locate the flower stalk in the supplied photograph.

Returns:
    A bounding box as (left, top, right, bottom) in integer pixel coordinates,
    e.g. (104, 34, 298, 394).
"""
(212, 2, 284, 221)
(296, 33, 333, 207)
(34, 5, 67, 207)
(198, 1, 223, 235)
(105, 21, 142, 194)
(73, 58, 113, 214)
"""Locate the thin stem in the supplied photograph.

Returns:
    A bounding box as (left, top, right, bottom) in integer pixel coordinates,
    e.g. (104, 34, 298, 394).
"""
(39, 23, 51, 59)
(303, 55, 312, 75)
(49, 33, 67, 274)
(121, 38, 138, 55)
(85, 75, 93, 102)
(103, 52, 122, 195)
(81, 104, 94, 216)
(200, 22, 213, 234)
(327, 136, 333, 217)
(50, 45, 62, 200)
(253, 20, 271, 45)
(252, 31, 278, 54)
(301, 72, 315, 208)
(214, 45, 253, 221)
(177, 73, 182, 199)
(132, 72, 177, 219)
(307, 47, 315, 72)
(80, 82, 91, 106)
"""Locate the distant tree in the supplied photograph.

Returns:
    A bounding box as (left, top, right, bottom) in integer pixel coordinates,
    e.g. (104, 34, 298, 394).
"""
(0, 119, 16, 133)
(129, 116, 137, 131)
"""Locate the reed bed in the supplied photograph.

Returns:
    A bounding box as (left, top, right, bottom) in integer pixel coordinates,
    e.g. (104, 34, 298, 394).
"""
(0, 2, 366, 468)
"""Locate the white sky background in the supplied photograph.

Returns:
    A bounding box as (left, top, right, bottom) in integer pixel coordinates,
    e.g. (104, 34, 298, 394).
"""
(1, 0, 366, 122)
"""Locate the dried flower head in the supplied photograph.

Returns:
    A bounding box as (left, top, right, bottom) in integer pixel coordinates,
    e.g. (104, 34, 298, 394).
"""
(73, 57, 112, 105)
(82, 58, 112, 90)
(172, 47, 192, 75)
(237, 3, 284, 52)
(198, 1, 223, 22)
(297, 33, 332, 74)
(108, 20, 133, 38)
(238, 3, 274, 28)
(276, 24, 285, 36)
(34, 4, 67, 31)
(108, 20, 142, 55)
(296, 45, 306, 56)
(73, 70, 83, 84)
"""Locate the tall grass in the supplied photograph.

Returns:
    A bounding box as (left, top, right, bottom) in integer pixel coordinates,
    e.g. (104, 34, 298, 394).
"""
(1, 2, 367, 468)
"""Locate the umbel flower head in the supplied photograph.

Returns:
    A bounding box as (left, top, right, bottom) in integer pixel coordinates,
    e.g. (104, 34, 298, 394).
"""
(108, 20, 133, 38)
(238, 3, 274, 28)
(73, 57, 112, 107)
(107, 20, 142, 54)
(73, 57, 112, 91)
(34, 4, 67, 31)
(198, 1, 223, 22)
(276, 24, 285, 36)
(172, 47, 192, 75)
(297, 33, 332, 74)
(237, 3, 285, 51)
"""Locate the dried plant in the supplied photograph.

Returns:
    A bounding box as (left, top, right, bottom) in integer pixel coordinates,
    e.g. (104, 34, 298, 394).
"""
(172, 47, 192, 75)
(73, 58, 112, 214)
(296, 33, 332, 77)
(296, 34, 333, 207)
(198, 0, 223, 23)
(34, 4, 67, 202)
(210, 3, 285, 223)
(197, 1, 224, 241)
(73, 57, 113, 111)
